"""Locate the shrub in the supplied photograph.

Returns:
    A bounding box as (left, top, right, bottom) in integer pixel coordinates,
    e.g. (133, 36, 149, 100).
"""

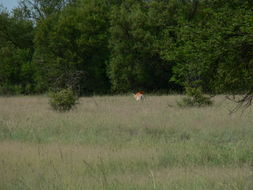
(49, 88, 78, 112)
(0, 84, 22, 95)
(177, 87, 213, 107)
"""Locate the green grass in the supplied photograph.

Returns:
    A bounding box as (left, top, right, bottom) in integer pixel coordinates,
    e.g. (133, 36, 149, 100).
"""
(0, 95, 253, 190)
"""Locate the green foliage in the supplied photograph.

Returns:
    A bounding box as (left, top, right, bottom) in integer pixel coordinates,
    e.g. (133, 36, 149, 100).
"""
(177, 87, 213, 107)
(0, 0, 253, 96)
(49, 88, 78, 111)
(0, 7, 34, 95)
(0, 84, 22, 95)
(33, 0, 110, 94)
(108, 0, 178, 92)
(163, 0, 253, 94)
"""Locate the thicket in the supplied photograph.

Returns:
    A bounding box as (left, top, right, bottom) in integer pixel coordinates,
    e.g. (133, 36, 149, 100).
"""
(49, 88, 78, 111)
(0, 0, 252, 97)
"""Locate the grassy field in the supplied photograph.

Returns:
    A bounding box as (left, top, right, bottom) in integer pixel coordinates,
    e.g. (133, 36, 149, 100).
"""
(0, 95, 253, 190)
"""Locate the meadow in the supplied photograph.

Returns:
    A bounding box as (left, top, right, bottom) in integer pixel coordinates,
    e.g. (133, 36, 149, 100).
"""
(0, 95, 253, 190)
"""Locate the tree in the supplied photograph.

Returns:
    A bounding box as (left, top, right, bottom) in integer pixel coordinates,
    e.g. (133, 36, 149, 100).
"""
(18, 0, 71, 21)
(0, 6, 34, 94)
(33, 0, 111, 94)
(108, 0, 180, 92)
(162, 0, 253, 108)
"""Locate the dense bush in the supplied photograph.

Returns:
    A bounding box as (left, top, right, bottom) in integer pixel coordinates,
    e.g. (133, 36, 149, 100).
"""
(177, 87, 213, 107)
(0, 84, 22, 95)
(49, 88, 78, 112)
(0, 0, 252, 97)
(108, 0, 177, 92)
(0, 6, 34, 95)
(33, 0, 111, 94)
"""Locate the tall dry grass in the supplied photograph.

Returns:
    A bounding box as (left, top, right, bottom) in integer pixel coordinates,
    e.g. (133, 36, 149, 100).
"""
(0, 95, 253, 190)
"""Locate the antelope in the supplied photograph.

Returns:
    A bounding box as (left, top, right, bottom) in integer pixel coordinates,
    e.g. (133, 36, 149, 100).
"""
(133, 91, 144, 101)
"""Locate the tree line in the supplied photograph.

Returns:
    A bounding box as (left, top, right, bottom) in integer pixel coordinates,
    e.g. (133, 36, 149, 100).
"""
(0, 0, 252, 96)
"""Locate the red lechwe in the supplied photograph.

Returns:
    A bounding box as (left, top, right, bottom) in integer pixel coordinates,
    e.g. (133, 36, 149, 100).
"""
(133, 91, 144, 101)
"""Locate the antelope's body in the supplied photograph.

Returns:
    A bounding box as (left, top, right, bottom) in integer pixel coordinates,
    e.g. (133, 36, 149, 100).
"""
(133, 91, 144, 101)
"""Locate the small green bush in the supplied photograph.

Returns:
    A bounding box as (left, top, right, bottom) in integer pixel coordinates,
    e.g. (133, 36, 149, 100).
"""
(49, 88, 78, 112)
(177, 87, 213, 107)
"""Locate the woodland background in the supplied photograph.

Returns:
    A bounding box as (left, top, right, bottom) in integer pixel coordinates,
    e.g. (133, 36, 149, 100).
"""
(0, 0, 252, 95)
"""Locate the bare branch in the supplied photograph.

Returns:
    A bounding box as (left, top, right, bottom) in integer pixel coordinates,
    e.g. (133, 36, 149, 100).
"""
(226, 88, 253, 114)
